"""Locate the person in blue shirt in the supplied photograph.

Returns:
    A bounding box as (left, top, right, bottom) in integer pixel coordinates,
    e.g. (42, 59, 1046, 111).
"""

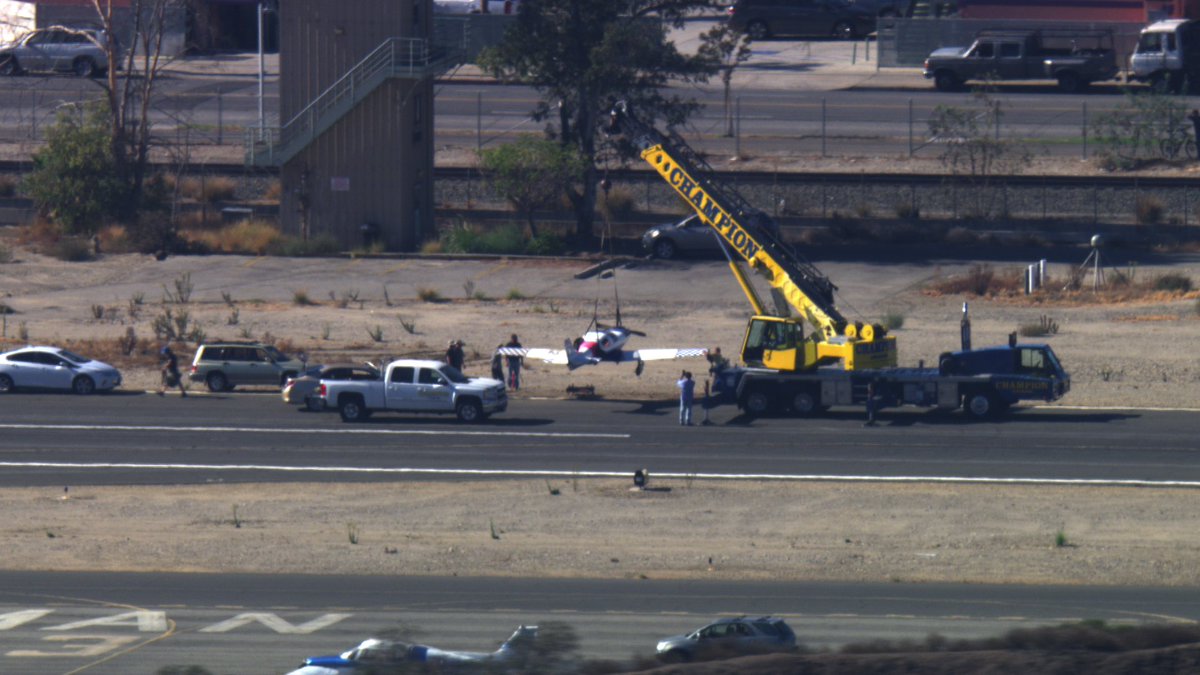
(677, 370, 695, 426)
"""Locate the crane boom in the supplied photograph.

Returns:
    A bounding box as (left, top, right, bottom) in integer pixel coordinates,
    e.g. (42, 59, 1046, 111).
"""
(607, 102, 896, 371)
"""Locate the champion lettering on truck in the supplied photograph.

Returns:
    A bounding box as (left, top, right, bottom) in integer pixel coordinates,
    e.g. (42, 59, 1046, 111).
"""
(318, 359, 507, 423)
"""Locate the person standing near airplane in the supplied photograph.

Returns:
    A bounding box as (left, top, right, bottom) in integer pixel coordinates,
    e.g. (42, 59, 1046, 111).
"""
(677, 370, 695, 426)
(504, 334, 523, 390)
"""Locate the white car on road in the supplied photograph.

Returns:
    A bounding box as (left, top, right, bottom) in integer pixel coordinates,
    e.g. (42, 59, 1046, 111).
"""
(0, 345, 122, 394)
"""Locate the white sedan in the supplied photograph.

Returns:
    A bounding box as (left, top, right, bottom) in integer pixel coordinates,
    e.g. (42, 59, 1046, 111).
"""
(0, 346, 122, 395)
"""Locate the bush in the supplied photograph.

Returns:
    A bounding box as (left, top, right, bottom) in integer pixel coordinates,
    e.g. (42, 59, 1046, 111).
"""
(1018, 314, 1059, 337)
(267, 234, 341, 257)
(261, 180, 282, 201)
(1135, 195, 1164, 225)
(526, 232, 566, 256)
(0, 240, 11, 263)
(49, 237, 94, 262)
(442, 222, 527, 254)
(182, 219, 281, 255)
(599, 186, 637, 221)
(1152, 271, 1193, 293)
(24, 102, 130, 235)
(181, 176, 237, 204)
(0, 175, 16, 197)
(881, 311, 905, 330)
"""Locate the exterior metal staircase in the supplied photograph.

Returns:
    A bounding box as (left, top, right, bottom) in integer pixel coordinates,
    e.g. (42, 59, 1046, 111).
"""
(246, 20, 467, 166)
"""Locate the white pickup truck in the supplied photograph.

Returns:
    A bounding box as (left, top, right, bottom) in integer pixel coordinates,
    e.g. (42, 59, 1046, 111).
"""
(318, 359, 507, 423)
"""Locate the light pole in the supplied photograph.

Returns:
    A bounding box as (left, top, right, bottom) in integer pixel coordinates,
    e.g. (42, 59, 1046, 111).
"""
(257, 1, 278, 140)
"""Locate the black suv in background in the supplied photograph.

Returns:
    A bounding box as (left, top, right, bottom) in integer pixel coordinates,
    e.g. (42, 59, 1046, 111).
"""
(727, 0, 876, 40)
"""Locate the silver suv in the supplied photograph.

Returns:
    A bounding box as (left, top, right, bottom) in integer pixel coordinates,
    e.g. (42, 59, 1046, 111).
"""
(656, 616, 796, 662)
(0, 26, 110, 78)
(189, 342, 306, 392)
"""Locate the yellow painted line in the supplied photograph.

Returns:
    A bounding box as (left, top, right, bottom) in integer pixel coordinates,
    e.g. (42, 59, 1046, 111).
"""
(242, 258, 260, 267)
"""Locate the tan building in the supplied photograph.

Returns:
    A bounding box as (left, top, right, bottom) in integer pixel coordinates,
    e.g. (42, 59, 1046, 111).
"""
(260, 0, 457, 251)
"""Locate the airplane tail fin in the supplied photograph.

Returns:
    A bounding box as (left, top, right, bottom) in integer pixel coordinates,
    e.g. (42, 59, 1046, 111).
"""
(565, 339, 590, 371)
(496, 625, 538, 655)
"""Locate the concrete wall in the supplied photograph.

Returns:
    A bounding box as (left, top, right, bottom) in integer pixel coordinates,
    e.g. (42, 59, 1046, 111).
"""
(279, 0, 436, 251)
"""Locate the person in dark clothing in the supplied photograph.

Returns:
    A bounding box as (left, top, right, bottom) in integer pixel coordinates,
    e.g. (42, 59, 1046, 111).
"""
(158, 344, 187, 397)
(445, 339, 465, 371)
(490, 344, 505, 382)
(504, 333, 523, 390)
(864, 379, 878, 426)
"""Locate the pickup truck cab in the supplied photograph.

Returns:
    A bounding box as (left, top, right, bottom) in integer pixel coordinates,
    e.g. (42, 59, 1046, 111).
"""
(319, 359, 507, 423)
(924, 29, 1118, 93)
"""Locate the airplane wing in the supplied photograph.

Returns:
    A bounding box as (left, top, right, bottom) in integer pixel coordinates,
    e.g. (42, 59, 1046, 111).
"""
(496, 347, 568, 365)
(628, 348, 708, 362)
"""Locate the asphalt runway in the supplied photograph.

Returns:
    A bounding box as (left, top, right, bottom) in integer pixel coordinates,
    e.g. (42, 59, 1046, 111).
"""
(0, 393, 1196, 486)
(3, 571, 1199, 674)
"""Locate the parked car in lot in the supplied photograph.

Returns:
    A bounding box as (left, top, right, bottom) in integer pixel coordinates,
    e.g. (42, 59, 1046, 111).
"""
(0, 345, 121, 395)
(727, 0, 876, 40)
(283, 363, 381, 412)
(0, 26, 110, 78)
(656, 616, 796, 662)
(189, 341, 306, 392)
(643, 214, 724, 259)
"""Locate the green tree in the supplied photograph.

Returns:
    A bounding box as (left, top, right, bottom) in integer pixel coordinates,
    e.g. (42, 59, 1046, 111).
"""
(1092, 89, 1192, 169)
(477, 0, 720, 244)
(698, 22, 753, 137)
(480, 136, 588, 239)
(927, 86, 1031, 219)
(25, 103, 129, 235)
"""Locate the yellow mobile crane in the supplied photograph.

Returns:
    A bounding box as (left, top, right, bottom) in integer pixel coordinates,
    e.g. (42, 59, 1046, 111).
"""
(606, 101, 897, 373)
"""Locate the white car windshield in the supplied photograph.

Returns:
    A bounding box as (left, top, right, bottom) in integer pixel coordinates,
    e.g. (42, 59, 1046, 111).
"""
(56, 349, 90, 364)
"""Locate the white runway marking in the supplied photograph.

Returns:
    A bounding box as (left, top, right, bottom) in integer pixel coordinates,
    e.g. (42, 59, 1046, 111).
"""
(0, 423, 628, 439)
(0, 462, 1199, 488)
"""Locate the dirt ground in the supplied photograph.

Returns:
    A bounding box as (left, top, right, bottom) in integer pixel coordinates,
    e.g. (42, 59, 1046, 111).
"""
(1, 235, 1199, 585)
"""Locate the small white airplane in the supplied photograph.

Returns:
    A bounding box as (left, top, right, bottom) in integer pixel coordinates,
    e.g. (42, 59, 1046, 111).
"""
(286, 625, 537, 674)
(497, 306, 707, 376)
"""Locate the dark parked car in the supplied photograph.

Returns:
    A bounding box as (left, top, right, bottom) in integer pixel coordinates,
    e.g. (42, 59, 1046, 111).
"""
(642, 214, 724, 259)
(727, 0, 876, 41)
(656, 616, 797, 662)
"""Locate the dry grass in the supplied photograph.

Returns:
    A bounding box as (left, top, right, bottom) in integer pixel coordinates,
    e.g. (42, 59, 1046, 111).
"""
(261, 180, 282, 202)
(925, 264, 1199, 306)
(180, 176, 238, 204)
(181, 219, 282, 255)
(176, 209, 223, 231)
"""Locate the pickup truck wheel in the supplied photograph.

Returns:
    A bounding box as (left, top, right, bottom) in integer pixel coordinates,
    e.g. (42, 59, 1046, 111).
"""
(456, 399, 484, 423)
(742, 389, 771, 417)
(933, 71, 960, 92)
(791, 389, 819, 416)
(0, 56, 18, 76)
(340, 398, 370, 423)
(965, 392, 995, 418)
(304, 396, 324, 412)
(0, 373, 13, 393)
(1056, 71, 1084, 93)
(832, 20, 855, 40)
